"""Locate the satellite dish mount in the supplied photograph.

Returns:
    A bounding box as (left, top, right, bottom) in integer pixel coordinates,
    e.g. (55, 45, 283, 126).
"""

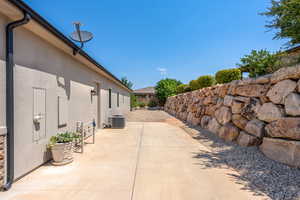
(70, 22, 93, 55)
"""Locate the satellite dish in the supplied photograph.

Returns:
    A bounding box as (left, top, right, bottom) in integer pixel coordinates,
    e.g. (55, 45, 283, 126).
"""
(70, 31, 93, 43)
(70, 22, 93, 55)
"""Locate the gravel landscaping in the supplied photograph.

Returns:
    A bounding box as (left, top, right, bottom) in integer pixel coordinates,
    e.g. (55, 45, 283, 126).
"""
(181, 124, 300, 200)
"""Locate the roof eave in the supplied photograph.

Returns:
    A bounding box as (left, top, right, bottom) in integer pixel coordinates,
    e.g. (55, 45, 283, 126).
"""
(8, 0, 132, 93)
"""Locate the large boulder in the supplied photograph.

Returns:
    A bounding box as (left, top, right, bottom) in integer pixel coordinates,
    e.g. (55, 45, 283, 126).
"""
(265, 118, 300, 140)
(257, 103, 284, 122)
(234, 96, 250, 103)
(252, 74, 272, 84)
(200, 115, 211, 129)
(240, 98, 261, 120)
(260, 137, 300, 167)
(237, 131, 260, 147)
(215, 106, 232, 125)
(232, 114, 248, 130)
(266, 79, 297, 104)
(216, 98, 224, 108)
(297, 79, 300, 92)
(270, 65, 300, 84)
(207, 118, 221, 134)
(218, 123, 239, 142)
(234, 84, 269, 97)
(187, 113, 194, 123)
(205, 104, 218, 116)
(284, 93, 300, 116)
(224, 95, 234, 107)
(203, 96, 218, 105)
(245, 119, 265, 138)
(191, 117, 201, 126)
(231, 100, 244, 114)
(195, 106, 205, 118)
(217, 84, 230, 98)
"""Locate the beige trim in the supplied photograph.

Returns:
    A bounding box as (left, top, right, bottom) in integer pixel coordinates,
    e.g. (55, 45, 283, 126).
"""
(0, 0, 131, 93)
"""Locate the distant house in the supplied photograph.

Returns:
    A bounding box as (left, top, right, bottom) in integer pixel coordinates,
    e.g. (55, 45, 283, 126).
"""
(133, 87, 158, 105)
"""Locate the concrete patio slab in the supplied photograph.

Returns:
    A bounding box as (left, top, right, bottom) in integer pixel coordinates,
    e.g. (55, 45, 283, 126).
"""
(0, 122, 267, 200)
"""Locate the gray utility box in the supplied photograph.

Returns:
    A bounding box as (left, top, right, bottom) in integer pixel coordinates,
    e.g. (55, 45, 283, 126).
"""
(109, 115, 125, 129)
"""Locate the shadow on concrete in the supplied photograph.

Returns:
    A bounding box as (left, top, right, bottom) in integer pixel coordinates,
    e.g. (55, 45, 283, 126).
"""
(183, 124, 300, 200)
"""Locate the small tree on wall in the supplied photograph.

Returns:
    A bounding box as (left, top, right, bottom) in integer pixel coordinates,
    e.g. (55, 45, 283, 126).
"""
(238, 49, 282, 78)
(155, 78, 182, 105)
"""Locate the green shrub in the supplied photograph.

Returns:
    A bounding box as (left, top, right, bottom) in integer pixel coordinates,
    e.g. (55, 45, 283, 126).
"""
(176, 84, 185, 94)
(238, 49, 282, 78)
(189, 80, 201, 91)
(215, 68, 242, 84)
(197, 75, 215, 89)
(130, 94, 138, 108)
(155, 78, 182, 105)
(177, 84, 192, 93)
(138, 102, 146, 108)
(148, 100, 158, 107)
(184, 85, 192, 92)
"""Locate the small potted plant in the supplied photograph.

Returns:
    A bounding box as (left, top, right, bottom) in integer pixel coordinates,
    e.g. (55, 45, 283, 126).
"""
(48, 132, 78, 166)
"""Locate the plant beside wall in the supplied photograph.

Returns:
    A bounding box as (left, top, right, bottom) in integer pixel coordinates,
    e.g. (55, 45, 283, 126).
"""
(197, 75, 215, 89)
(48, 132, 78, 165)
(176, 84, 191, 94)
(148, 100, 158, 107)
(215, 68, 242, 84)
(189, 80, 201, 91)
(137, 102, 146, 108)
(130, 94, 138, 108)
(238, 49, 282, 78)
(155, 78, 182, 105)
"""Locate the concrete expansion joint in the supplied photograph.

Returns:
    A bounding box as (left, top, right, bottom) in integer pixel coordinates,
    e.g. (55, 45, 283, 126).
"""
(130, 123, 144, 200)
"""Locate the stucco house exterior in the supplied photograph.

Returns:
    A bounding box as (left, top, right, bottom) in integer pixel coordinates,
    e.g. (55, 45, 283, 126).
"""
(0, 0, 131, 190)
(133, 87, 158, 105)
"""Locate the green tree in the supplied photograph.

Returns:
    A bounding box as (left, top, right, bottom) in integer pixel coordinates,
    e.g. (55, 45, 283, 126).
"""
(262, 0, 300, 46)
(215, 68, 242, 84)
(121, 77, 133, 89)
(238, 49, 282, 78)
(155, 78, 182, 105)
(130, 94, 137, 108)
(189, 80, 201, 91)
(176, 84, 191, 94)
(197, 75, 215, 88)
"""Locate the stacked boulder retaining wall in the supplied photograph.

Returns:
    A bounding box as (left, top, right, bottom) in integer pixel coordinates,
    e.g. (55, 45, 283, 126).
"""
(0, 128, 5, 188)
(165, 65, 300, 167)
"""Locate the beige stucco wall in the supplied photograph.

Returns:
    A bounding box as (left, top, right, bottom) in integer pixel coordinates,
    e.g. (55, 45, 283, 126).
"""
(0, 14, 7, 187)
(0, 12, 130, 179)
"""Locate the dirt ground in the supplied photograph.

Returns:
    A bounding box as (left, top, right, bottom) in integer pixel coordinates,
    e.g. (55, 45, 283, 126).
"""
(125, 109, 173, 122)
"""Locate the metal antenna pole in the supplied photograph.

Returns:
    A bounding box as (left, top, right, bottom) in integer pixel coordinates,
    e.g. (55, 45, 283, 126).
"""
(70, 21, 93, 55)
(73, 22, 84, 55)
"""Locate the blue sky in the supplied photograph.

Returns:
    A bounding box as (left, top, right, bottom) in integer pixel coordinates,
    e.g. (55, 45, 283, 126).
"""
(24, 0, 285, 89)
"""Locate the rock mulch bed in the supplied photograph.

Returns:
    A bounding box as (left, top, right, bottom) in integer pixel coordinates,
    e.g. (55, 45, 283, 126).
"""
(181, 124, 300, 200)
